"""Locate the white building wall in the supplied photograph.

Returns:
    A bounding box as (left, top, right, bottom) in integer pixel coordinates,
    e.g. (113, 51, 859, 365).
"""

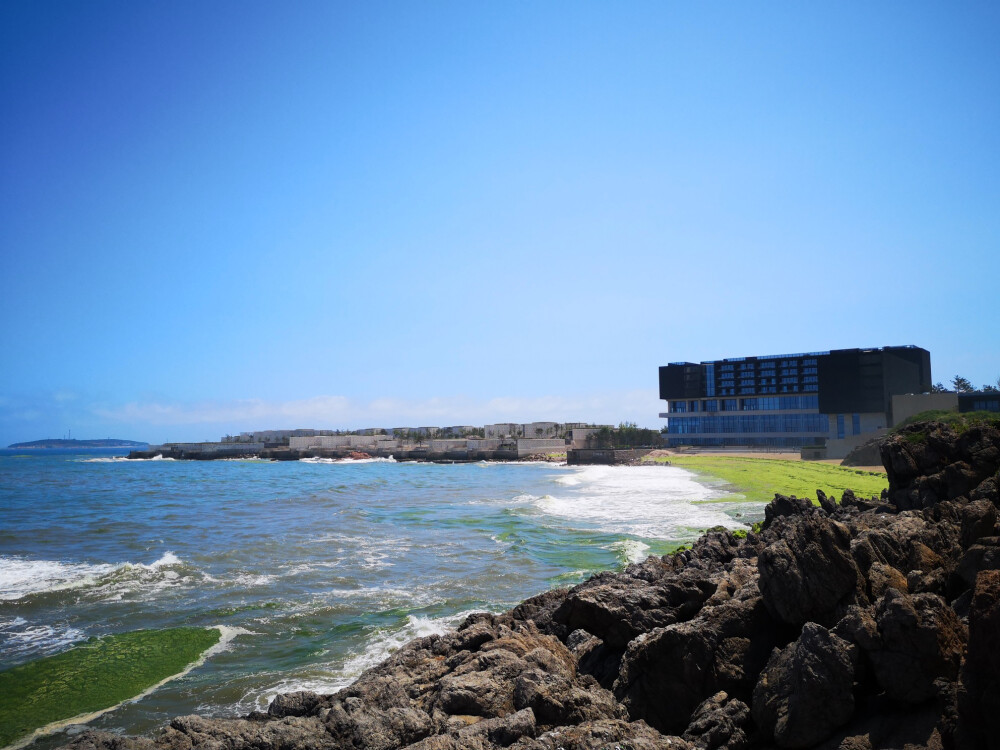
(466, 439, 502, 451)
(522, 422, 559, 438)
(428, 439, 468, 452)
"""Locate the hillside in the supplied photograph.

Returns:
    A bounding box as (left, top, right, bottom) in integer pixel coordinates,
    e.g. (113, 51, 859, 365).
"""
(7, 438, 148, 449)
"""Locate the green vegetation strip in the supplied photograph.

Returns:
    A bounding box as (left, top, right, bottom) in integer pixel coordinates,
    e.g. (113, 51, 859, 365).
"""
(653, 456, 888, 505)
(0, 627, 221, 748)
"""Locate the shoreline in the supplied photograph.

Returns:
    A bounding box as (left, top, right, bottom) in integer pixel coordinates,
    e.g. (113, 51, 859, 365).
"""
(55, 418, 1000, 750)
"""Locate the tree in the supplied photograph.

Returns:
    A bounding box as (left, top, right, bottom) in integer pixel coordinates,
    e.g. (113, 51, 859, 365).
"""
(951, 375, 975, 393)
(930, 383, 948, 393)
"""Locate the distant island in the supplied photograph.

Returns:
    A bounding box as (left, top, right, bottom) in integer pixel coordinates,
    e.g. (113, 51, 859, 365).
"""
(7, 438, 149, 449)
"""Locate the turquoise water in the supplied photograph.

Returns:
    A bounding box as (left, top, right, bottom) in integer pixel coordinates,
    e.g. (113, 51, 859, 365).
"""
(0, 450, 762, 746)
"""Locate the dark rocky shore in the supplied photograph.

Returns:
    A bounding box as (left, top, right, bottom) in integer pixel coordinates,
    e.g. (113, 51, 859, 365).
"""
(67, 420, 1000, 750)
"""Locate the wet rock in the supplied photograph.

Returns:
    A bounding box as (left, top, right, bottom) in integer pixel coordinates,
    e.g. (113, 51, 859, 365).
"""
(266, 690, 327, 718)
(752, 623, 856, 748)
(681, 691, 750, 750)
(758, 515, 861, 626)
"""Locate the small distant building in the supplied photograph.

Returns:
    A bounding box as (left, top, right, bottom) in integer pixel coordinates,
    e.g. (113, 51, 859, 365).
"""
(485, 423, 523, 439)
(522, 422, 559, 438)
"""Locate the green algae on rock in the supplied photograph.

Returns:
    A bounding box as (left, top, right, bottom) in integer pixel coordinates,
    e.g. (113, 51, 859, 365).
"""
(0, 627, 222, 748)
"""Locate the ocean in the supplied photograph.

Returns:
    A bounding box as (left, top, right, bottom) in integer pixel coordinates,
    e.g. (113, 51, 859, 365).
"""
(0, 449, 762, 747)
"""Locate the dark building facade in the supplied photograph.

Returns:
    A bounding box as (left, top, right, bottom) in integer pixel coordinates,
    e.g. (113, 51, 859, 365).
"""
(659, 346, 931, 447)
(958, 392, 1000, 413)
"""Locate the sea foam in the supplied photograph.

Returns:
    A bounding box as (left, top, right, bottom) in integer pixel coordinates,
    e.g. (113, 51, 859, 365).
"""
(535, 464, 756, 540)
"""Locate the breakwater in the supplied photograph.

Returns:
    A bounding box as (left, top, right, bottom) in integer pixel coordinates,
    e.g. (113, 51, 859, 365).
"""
(62, 418, 1000, 750)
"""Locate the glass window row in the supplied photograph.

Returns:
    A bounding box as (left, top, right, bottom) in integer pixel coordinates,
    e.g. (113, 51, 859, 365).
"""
(666, 414, 830, 434)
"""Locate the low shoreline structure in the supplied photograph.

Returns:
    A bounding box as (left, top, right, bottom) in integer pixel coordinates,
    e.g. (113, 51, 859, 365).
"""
(69, 418, 1000, 750)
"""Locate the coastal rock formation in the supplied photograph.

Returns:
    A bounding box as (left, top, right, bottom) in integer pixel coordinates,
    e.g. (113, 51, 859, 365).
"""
(65, 419, 1000, 750)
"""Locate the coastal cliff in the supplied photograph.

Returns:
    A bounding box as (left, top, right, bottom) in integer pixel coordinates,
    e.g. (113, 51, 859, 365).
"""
(65, 420, 1000, 750)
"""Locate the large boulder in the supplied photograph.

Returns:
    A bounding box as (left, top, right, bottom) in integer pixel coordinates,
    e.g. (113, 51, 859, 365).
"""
(758, 515, 861, 626)
(882, 422, 1000, 510)
(681, 691, 750, 750)
(958, 570, 1000, 749)
(552, 571, 716, 650)
(868, 589, 966, 704)
(614, 569, 777, 735)
(751, 623, 857, 748)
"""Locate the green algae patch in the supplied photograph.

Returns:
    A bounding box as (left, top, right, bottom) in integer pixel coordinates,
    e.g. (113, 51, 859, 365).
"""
(0, 627, 221, 748)
(661, 456, 888, 506)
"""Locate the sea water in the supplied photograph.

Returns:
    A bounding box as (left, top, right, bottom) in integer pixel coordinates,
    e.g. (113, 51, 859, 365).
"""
(0, 449, 763, 746)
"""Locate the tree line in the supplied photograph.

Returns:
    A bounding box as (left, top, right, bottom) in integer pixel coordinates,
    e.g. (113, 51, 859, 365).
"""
(930, 375, 1000, 394)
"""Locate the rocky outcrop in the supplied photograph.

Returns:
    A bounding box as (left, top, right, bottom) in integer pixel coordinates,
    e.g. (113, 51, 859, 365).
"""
(66, 418, 1000, 750)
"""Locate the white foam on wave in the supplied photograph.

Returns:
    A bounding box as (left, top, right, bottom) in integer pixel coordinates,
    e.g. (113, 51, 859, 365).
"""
(236, 609, 482, 713)
(0, 556, 116, 601)
(608, 539, 652, 565)
(534, 464, 755, 539)
(298, 456, 397, 464)
(0, 552, 198, 602)
(81, 454, 175, 462)
(0, 616, 87, 660)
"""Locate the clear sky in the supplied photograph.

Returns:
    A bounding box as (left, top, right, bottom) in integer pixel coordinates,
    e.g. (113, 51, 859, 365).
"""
(1, 1, 998, 445)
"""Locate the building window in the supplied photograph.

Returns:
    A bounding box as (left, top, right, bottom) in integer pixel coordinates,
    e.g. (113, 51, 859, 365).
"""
(837, 414, 845, 439)
(852, 414, 861, 435)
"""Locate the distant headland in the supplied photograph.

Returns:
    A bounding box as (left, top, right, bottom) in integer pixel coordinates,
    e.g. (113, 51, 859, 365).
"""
(7, 438, 149, 449)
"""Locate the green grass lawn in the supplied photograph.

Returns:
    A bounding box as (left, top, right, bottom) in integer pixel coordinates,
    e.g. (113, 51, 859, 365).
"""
(649, 456, 888, 505)
(0, 627, 221, 748)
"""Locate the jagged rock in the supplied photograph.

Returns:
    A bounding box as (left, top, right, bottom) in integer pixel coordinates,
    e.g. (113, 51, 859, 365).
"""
(882, 422, 1000, 510)
(456, 707, 537, 746)
(681, 691, 750, 750)
(868, 589, 966, 704)
(762, 494, 814, 529)
(552, 572, 716, 649)
(817, 489, 838, 514)
(758, 515, 861, 626)
(172, 714, 341, 750)
(956, 535, 1000, 588)
(615, 571, 776, 735)
(267, 690, 327, 718)
(752, 623, 856, 748)
(958, 570, 1000, 749)
(866, 562, 908, 600)
(970, 475, 999, 504)
(515, 719, 693, 750)
(959, 498, 998, 547)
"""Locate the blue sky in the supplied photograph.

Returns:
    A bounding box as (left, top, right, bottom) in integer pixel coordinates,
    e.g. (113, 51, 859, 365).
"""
(1, 1, 998, 444)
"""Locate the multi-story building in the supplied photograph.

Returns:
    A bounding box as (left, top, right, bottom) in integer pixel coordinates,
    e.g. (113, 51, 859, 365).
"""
(659, 346, 931, 448)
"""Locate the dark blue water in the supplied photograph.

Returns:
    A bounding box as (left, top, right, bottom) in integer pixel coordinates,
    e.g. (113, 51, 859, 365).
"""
(0, 449, 761, 745)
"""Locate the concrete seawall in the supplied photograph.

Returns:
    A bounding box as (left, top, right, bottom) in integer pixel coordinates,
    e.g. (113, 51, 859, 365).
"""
(127, 447, 543, 462)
